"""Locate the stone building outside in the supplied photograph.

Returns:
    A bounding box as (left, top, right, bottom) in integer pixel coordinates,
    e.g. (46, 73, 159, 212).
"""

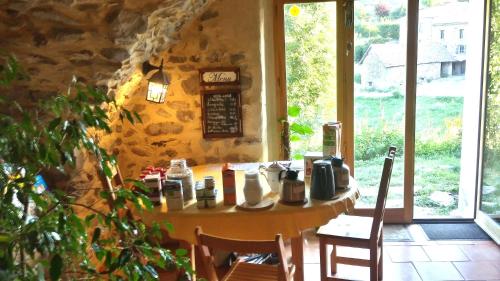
(359, 1, 468, 90)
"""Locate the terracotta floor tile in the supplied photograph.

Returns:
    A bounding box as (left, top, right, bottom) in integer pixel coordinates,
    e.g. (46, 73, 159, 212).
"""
(386, 245, 430, 262)
(336, 246, 370, 260)
(304, 263, 321, 281)
(453, 261, 500, 280)
(460, 243, 500, 261)
(384, 262, 422, 281)
(422, 245, 469, 262)
(333, 264, 370, 280)
(413, 261, 464, 281)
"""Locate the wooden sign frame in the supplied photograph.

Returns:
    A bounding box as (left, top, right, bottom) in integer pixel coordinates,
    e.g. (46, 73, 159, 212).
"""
(199, 67, 240, 86)
(201, 89, 243, 138)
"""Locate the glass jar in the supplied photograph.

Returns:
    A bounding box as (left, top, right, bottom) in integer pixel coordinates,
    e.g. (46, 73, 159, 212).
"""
(243, 171, 263, 205)
(166, 159, 194, 201)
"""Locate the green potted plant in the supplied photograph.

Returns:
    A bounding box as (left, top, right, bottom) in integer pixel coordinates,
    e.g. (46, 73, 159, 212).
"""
(0, 54, 191, 280)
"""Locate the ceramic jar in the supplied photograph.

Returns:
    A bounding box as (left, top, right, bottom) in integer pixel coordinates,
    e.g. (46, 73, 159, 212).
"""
(243, 171, 263, 205)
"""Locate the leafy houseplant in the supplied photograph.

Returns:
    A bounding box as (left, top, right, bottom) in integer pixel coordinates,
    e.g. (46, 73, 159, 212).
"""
(280, 105, 314, 160)
(0, 55, 191, 280)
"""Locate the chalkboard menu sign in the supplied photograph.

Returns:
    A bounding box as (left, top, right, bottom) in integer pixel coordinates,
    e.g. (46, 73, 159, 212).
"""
(201, 90, 243, 138)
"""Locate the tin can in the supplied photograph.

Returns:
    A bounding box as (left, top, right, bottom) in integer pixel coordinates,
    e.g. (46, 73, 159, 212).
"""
(143, 174, 163, 206)
(163, 179, 184, 211)
(323, 122, 342, 157)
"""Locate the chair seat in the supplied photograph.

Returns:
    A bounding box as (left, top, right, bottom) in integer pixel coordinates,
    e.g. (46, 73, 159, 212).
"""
(222, 262, 279, 281)
(317, 215, 374, 240)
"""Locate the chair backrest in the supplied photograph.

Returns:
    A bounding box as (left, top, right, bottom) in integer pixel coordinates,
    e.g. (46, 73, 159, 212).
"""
(98, 161, 125, 194)
(370, 146, 396, 242)
(195, 227, 291, 281)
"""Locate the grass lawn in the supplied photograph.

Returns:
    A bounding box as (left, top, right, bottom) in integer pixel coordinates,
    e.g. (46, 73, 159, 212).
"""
(290, 90, 467, 217)
(353, 95, 464, 216)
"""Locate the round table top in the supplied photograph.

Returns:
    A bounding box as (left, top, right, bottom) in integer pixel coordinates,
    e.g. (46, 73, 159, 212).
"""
(139, 163, 360, 244)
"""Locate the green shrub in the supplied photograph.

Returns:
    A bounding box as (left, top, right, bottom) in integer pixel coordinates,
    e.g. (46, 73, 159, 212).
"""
(355, 128, 462, 161)
(355, 128, 404, 160)
(416, 138, 462, 158)
(377, 23, 400, 41)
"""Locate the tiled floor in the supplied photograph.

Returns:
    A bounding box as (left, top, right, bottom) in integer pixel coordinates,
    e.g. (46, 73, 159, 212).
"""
(159, 224, 500, 281)
(299, 224, 500, 281)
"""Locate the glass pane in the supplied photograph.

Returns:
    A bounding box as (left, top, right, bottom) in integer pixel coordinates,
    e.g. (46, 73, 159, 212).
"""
(354, 1, 407, 208)
(480, 1, 500, 224)
(414, 0, 482, 218)
(284, 2, 337, 159)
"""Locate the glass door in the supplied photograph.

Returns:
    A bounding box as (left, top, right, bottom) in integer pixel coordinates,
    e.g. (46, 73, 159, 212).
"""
(353, 0, 407, 211)
(414, 0, 485, 219)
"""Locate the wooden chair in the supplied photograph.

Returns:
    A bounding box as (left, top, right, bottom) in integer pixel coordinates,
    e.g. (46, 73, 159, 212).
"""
(317, 146, 396, 281)
(195, 227, 295, 281)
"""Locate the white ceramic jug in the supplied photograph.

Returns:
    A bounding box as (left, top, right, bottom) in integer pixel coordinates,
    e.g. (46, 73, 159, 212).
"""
(258, 162, 286, 193)
(243, 171, 263, 205)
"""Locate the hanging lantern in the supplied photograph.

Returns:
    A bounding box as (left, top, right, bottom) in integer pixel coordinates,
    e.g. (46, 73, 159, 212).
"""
(143, 59, 169, 103)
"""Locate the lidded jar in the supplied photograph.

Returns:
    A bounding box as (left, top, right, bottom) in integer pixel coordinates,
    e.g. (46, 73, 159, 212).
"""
(166, 159, 194, 201)
(243, 171, 263, 206)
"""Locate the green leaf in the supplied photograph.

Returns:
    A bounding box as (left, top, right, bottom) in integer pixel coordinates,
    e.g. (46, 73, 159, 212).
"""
(288, 105, 301, 117)
(289, 122, 314, 136)
(123, 109, 134, 124)
(117, 249, 132, 267)
(175, 248, 188, 257)
(48, 118, 61, 131)
(102, 163, 113, 178)
(143, 264, 158, 279)
(92, 227, 101, 243)
(133, 111, 143, 123)
(163, 222, 174, 233)
(92, 243, 105, 261)
(50, 254, 63, 281)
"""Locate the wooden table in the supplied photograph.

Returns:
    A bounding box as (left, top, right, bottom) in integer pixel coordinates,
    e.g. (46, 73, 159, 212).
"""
(140, 163, 359, 281)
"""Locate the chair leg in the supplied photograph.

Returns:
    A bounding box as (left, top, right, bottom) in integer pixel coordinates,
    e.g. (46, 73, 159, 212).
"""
(330, 245, 337, 275)
(319, 238, 328, 281)
(378, 234, 383, 280)
(370, 247, 378, 281)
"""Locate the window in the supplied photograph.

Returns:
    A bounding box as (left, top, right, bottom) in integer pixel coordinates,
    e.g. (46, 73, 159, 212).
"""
(459, 28, 464, 39)
(440, 29, 445, 39)
(457, 44, 466, 54)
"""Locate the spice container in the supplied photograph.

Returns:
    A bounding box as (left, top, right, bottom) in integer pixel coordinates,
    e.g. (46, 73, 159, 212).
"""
(167, 159, 194, 201)
(195, 180, 218, 209)
(222, 163, 236, 205)
(163, 179, 184, 211)
(143, 174, 163, 206)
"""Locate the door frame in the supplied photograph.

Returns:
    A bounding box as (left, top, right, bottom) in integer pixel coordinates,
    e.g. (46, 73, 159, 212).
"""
(273, 0, 418, 223)
(475, 0, 500, 243)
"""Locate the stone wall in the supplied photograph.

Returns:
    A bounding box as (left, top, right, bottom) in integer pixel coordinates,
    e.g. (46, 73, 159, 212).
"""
(113, 0, 266, 179)
(0, 0, 213, 101)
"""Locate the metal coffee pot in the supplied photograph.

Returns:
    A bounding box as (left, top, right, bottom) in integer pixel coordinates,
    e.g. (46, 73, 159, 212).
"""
(259, 162, 287, 193)
(279, 169, 305, 203)
(310, 160, 336, 200)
